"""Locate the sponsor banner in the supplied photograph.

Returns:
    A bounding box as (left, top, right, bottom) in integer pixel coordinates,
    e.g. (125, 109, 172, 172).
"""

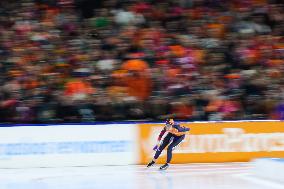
(0, 124, 138, 168)
(138, 121, 284, 164)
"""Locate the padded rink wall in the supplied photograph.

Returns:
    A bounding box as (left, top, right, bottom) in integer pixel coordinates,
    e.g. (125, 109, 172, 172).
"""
(0, 124, 139, 168)
(0, 120, 284, 168)
(138, 120, 284, 164)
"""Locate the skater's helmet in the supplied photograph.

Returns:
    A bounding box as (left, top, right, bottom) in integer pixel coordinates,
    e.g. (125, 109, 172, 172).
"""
(166, 118, 174, 125)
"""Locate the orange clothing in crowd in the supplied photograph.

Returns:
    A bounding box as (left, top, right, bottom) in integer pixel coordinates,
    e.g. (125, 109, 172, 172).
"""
(171, 103, 194, 119)
(64, 79, 95, 96)
(125, 75, 152, 101)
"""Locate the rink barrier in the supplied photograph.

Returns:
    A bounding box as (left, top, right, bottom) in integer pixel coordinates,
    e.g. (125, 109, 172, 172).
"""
(0, 120, 284, 168)
(0, 124, 138, 168)
(138, 121, 284, 164)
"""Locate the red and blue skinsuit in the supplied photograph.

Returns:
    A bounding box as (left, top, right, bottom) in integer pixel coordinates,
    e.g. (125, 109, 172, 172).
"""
(154, 123, 190, 163)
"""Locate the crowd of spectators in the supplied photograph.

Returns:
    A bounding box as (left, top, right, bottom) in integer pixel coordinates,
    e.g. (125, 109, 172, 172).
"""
(0, 0, 283, 123)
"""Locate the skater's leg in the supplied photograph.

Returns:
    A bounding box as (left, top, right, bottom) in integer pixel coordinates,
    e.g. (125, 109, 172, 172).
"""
(160, 135, 185, 170)
(166, 135, 185, 163)
(147, 135, 172, 167)
(153, 135, 172, 160)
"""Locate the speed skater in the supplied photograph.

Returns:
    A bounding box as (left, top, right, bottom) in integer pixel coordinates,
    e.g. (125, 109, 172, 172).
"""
(147, 118, 190, 170)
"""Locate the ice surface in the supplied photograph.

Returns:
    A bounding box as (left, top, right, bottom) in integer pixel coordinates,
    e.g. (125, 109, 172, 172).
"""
(0, 163, 283, 189)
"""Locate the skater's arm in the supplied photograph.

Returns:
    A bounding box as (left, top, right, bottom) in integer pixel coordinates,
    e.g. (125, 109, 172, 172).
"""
(169, 125, 190, 136)
(177, 125, 190, 132)
(157, 127, 166, 141)
(173, 124, 190, 132)
(173, 131, 188, 136)
(153, 127, 167, 150)
(168, 128, 188, 136)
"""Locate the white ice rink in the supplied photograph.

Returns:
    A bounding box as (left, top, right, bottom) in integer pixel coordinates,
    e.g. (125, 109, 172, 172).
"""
(0, 163, 283, 189)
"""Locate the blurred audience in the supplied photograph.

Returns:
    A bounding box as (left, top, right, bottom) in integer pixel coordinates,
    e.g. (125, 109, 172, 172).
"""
(0, 0, 283, 123)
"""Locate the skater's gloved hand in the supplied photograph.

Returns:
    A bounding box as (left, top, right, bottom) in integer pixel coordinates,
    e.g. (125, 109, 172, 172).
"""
(153, 141, 161, 150)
